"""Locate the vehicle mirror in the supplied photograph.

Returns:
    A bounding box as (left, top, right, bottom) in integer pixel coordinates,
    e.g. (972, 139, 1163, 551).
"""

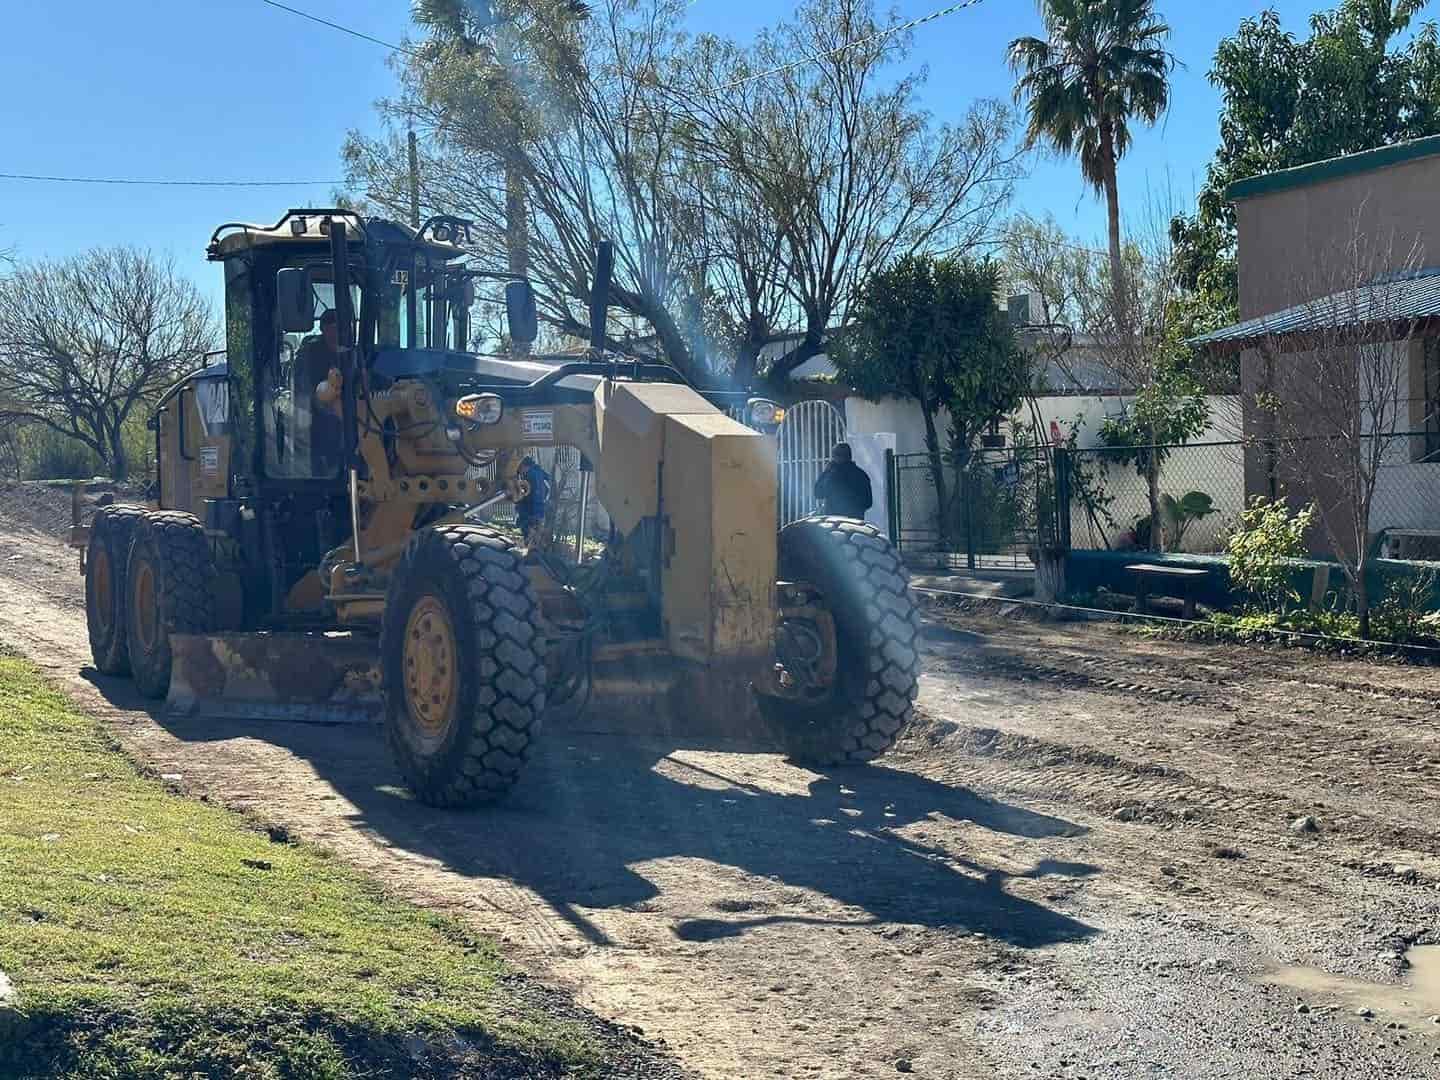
(276, 268, 314, 333)
(505, 280, 538, 346)
(589, 240, 613, 349)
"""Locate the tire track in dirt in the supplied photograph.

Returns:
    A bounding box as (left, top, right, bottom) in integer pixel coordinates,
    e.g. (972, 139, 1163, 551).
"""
(908, 721, 1440, 866)
(0, 531, 1048, 1080)
(11, 497, 1440, 1079)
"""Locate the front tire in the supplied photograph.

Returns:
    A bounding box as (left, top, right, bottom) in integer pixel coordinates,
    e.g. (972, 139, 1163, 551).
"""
(125, 512, 216, 699)
(86, 504, 148, 675)
(381, 525, 546, 807)
(762, 516, 921, 765)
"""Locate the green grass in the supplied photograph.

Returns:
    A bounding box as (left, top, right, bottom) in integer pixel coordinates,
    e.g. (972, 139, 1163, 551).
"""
(0, 656, 609, 1079)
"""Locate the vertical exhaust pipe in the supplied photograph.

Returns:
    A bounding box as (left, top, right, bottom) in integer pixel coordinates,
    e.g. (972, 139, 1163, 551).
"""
(589, 240, 613, 351)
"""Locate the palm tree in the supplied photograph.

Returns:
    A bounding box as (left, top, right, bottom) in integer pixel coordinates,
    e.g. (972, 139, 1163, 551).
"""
(1009, 0, 1174, 323)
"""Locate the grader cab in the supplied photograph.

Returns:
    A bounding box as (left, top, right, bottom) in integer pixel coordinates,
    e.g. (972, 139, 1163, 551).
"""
(75, 209, 921, 806)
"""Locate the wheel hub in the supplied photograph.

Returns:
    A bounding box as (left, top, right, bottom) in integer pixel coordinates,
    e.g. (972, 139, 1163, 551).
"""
(403, 595, 458, 739)
(93, 547, 113, 630)
(133, 560, 158, 653)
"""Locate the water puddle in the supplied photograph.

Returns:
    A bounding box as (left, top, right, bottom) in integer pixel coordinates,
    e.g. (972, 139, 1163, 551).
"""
(1265, 945, 1440, 1022)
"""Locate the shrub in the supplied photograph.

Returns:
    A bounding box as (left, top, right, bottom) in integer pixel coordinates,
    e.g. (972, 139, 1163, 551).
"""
(1226, 496, 1314, 614)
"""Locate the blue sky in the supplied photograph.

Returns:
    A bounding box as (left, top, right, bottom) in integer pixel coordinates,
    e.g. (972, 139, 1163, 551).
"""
(0, 0, 1325, 312)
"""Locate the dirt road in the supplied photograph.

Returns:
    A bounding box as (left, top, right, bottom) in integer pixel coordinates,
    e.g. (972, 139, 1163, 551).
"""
(3, 492, 1440, 1078)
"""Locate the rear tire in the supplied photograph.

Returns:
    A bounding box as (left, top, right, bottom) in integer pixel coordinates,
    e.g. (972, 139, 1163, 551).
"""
(761, 516, 921, 765)
(125, 512, 216, 699)
(86, 504, 148, 675)
(381, 525, 546, 807)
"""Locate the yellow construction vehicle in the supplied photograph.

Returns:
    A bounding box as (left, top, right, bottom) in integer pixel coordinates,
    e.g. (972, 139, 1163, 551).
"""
(72, 209, 920, 805)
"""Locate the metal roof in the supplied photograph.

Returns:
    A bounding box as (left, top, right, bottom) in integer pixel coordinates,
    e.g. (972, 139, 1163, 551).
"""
(1227, 135, 1440, 202)
(1188, 268, 1440, 354)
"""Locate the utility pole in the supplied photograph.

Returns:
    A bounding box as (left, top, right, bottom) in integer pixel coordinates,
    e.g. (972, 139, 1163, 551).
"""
(407, 129, 421, 230)
(493, 17, 531, 356)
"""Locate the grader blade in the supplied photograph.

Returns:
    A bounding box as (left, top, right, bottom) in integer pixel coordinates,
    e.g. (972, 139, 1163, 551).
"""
(165, 632, 382, 726)
(547, 641, 785, 749)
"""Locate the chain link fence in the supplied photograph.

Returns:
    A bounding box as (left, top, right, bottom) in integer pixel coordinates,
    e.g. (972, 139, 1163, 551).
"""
(893, 431, 1440, 566)
(1064, 441, 1245, 553)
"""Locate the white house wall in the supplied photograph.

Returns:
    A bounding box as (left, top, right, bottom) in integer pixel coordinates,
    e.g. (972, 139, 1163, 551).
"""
(840, 393, 1244, 554)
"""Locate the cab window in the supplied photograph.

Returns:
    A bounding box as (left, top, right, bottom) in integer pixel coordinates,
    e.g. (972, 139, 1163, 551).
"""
(223, 260, 255, 475)
(264, 274, 360, 481)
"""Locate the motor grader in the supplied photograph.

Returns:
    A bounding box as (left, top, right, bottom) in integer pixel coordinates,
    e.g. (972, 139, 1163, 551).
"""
(73, 209, 920, 806)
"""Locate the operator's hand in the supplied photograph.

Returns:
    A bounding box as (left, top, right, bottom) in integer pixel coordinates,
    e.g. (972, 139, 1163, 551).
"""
(316, 367, 344, 416)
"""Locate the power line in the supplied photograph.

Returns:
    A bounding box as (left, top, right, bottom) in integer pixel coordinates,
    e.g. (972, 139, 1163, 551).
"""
(0, 172, 343, 188)
(713, 0, 991, 92)
(258, 0, 419, 57)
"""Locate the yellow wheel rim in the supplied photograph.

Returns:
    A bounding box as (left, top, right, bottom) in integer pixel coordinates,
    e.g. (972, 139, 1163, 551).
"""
(93, 547, 113, 629)
(403, 595, 458, 739)
(133, 560, 158, 653)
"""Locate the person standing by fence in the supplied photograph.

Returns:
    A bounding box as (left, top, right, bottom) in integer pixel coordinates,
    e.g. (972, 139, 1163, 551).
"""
(814, 442, 873, 520)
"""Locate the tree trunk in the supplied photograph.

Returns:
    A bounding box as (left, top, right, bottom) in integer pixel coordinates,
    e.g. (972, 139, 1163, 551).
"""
(645, 300, 705, 386)
(1356, 563, 1371, 639)
(921, 404, 950, 545)
(761, 333, 826, 391)
(1099, 124, 1125, 333)
(1146, 457, 1162, 553)
(108, 423, 128, 482)
(733, 339, 762, 390)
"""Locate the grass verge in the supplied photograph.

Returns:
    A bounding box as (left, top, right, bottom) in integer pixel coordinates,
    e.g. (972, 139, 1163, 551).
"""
(0, 655, 662, 1079)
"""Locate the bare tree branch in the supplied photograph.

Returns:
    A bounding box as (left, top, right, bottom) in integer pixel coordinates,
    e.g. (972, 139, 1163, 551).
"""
(0, 247, 216, 479)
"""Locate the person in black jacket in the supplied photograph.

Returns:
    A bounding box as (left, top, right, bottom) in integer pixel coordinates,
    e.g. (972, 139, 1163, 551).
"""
(814, 442, 873, 520)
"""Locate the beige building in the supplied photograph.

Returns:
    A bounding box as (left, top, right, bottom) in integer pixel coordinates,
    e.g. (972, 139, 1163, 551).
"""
(1195, 135, 1440, 554)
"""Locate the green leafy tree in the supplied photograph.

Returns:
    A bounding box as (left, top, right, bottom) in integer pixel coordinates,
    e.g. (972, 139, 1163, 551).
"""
(1009, 0, 1175, 322)
(1172, 0, 1440, 324)
(831, 255, 1027, 540)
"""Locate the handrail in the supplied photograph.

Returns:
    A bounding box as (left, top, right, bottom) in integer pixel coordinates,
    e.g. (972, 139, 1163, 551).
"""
(466, 359, 690, 397)
(176, 386, 194, 462)
(208, 208, 367, 252)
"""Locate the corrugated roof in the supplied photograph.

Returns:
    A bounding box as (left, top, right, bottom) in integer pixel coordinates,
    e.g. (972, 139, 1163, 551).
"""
(1189, 268, 1440, 354)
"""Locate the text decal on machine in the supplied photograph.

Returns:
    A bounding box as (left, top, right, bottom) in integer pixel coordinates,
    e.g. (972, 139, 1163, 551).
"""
(200, 446, 219, 475)
(520, 410, 554, 442)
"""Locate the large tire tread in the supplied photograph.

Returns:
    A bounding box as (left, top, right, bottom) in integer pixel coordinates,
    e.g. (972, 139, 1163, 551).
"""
(86, 504, 149, 675)
(126, 511, 216, 699)
(768, 516, 920, 765)
(381, 524, 545, 807)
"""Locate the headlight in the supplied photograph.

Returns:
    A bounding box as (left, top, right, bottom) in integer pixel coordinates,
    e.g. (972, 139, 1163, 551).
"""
(455, 393, 503, 425)
(748, 398, 785, 426)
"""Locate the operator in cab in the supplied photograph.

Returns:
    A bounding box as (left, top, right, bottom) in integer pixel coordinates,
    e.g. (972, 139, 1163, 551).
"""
(296, 309, 346, 476)
(814, 442, 873, 521)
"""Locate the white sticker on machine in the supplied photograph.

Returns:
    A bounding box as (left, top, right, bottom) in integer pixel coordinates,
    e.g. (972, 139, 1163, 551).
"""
(200, 446, 219, 475)
(520, 410, 554, 441)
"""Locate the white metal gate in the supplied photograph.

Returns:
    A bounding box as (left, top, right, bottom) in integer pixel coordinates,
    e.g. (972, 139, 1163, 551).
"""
(776, 400, 847, 527)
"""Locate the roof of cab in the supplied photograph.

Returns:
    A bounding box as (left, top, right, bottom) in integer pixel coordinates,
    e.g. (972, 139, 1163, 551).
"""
(207, 209, 467, 261)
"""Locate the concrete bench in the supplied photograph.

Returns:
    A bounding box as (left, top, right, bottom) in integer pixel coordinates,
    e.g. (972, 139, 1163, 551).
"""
(1126, 564, 1210, 620)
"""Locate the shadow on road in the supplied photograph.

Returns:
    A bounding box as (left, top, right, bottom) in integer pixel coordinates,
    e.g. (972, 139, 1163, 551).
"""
(83, 667, 1099, 951)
